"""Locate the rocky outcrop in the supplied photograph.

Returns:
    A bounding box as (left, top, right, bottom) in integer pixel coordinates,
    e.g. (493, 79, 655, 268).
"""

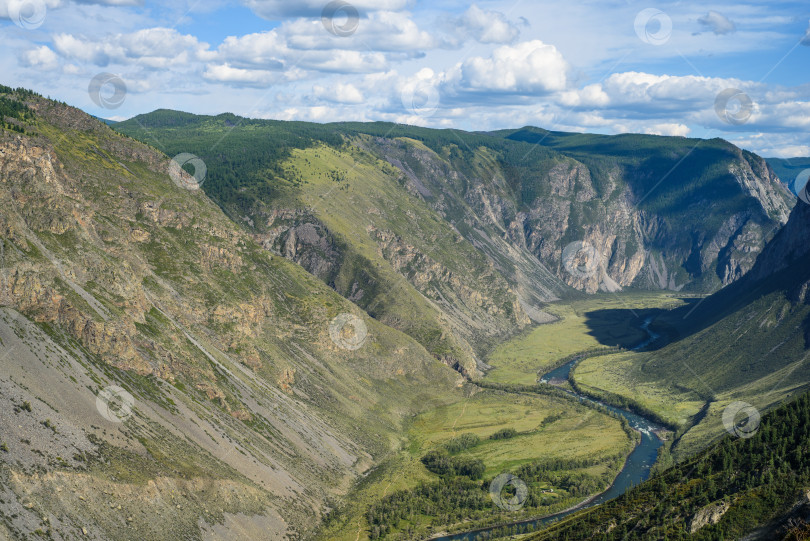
(260, 208, 342, 283)
(370, 226, 529, 326)
(748, 201, 810, 283)
(689, 500, 730, 533)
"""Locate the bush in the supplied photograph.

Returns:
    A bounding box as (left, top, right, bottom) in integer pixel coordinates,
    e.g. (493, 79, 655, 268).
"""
(421, 449, 486, 479)
(490, 428, 518, 440)
(444, 433, 481, 453)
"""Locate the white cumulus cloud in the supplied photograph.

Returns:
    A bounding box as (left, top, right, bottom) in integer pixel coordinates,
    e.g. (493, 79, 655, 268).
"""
(445, 40, 569, 95)
(19, 45, 59, 70)
(242, 0, 411, 20)
(456, 4, 520, 44)
(313, 82, 363, 103)
(52, 28, 213, 69)
(643, 123, 691, 137)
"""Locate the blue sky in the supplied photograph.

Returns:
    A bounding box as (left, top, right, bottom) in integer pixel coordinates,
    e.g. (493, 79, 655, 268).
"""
(1, 0, 809, 157)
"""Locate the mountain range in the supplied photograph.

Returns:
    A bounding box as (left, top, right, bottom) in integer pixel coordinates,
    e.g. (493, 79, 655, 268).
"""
(0, 84, 808, 540)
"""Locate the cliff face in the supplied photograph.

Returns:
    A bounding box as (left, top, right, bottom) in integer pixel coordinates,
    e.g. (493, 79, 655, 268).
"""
(0, 93, 462, 540)
(364, 134, 793, 295)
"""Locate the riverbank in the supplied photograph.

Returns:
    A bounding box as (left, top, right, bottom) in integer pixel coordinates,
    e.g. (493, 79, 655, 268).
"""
(431, 315, 668, 541)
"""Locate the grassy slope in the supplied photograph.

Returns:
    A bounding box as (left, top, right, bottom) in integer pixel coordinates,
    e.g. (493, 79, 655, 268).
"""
(0, 92, 467, 539)
(278, 144, 528, 368)
(114, 114, 551, 376)
(573, 252, 810, 460)
(323, 292, 702, 540)
(0, 91, 639, 541)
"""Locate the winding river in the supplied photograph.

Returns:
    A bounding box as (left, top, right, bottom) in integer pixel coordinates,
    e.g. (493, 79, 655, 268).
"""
(430, 318, 666, 541)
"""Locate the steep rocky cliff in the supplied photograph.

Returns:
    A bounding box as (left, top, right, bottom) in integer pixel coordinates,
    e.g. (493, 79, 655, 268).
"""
(489, 129, 794, 293)
(747, 198, 810, 284)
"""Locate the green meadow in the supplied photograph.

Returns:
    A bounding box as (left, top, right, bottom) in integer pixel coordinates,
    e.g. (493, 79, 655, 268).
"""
(484, 292, 687, 386)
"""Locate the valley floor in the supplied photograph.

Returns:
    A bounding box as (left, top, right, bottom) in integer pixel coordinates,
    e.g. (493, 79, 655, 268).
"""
(318, 292, 688, 540)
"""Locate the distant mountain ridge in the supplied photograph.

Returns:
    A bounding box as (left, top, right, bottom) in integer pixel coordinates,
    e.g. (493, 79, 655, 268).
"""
(115, 114, 794, 375)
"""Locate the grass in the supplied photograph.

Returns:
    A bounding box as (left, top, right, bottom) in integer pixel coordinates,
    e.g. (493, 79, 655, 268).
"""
(484, 292, 687, 386)
(318, 388, 634, 541)
(317, 293, 691, 540)
(573, 352, 704, 427)
(275, 144, 528, 372)
(410, 391, 631, 476)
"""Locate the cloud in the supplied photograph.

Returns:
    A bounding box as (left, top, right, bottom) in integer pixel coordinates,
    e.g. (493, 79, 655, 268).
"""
(202, 63, 287, 87)
(730, 133, 810, 158)
(456, 4, 520, 44)
(643, 123, 691, 137)
(551, 70, 810, 137)
(313, 82, 363, 103)
(74, 0, 143, 5)
(215, 32, 288, 70)
(444, 40, 569, 95)
(559, 83, 609, 107)
(698, 10, 737, 35)
(208, 11, 439, 83)
(242, 0, 411, 20)
(0, 0, 141, 18)
(19, 45, 59, 70)
(803, 20, 810, 46)
(52, 28, 213, 69)
(283, 10, 439, 52)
